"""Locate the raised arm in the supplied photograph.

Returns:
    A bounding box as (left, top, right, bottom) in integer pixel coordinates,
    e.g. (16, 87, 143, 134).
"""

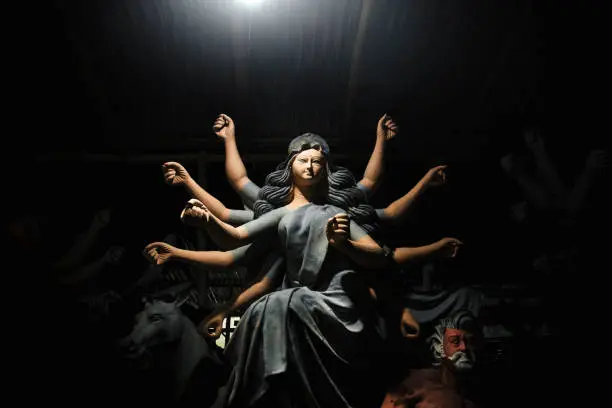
(213, 114, 261, 209)
(524, 130, 568, 205)
(143, 234, 270, 269)
(162, 161, 254, 224)
(326, 214, 462, 268)
(378, 165, 447, 224)
(565, 149, 609, 215)
(358, 114, 398, 193)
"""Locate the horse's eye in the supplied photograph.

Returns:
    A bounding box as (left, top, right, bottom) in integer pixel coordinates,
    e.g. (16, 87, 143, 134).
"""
(149, 313, 163, 322)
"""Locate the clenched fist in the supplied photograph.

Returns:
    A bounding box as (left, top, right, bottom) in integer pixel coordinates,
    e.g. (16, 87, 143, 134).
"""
(143, 242, 178, 266)
(326, 213, 350, 246)
(162, 162, 191, 187)
(213, 114, 235, 141)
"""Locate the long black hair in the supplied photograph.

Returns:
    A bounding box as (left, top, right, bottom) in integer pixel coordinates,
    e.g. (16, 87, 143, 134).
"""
(252, 133, 378, 233)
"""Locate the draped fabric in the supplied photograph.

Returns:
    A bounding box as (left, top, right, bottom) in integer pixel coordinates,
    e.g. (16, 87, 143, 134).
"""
(214, 204, 386, 408)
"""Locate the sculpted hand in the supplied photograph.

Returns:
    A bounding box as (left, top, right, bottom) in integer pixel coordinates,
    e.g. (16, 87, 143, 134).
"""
(400, 307, 420, 339)
(436, 237, 463, 259)
(180, 199, 212, 227)
(423, 165, 448, 188)
(213, 113, 235, 141)
(200, 311, 225, 339)
(326, 213, 350, 246)
(143, 242, 178, 266)
(162, 162, 191, 187)
(377, 114, 398, 141)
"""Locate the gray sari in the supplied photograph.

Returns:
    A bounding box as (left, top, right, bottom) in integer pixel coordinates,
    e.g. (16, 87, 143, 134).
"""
(216, 203, 385, 408)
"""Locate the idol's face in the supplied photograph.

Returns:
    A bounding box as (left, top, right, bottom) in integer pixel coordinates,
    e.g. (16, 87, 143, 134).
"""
(292, 148, 326, 186)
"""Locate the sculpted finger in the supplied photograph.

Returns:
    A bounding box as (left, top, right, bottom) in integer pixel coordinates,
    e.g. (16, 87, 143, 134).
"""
(188, 198, 205, 208)
(163, 162, 181, 169)
(144, 242, 163, 252)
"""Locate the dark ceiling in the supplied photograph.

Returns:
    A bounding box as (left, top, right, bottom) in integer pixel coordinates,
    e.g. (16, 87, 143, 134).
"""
(33, 0, 551, 160)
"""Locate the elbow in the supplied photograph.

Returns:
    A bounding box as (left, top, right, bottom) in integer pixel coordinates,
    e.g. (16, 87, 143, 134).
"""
(359, 178, 375, 191)
(234, 227, 249, 243)
(218, 208, 231, 223)
(218, 252, 236, 268)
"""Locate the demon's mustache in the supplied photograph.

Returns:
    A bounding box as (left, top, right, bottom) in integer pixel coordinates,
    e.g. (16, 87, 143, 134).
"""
(449, 350, 474, 371)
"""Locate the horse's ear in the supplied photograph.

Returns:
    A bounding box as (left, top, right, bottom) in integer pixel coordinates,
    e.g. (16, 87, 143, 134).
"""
(141, 296, 152, 307)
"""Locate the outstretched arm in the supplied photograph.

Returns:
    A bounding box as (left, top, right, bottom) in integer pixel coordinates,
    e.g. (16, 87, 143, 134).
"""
(213, 114, 261, 208)
(181, 199, 251, 249)
(326, 214, 462, 268)
(358, 114, 398, 193)
(143, 237, 268, 269)
(378, 165, 447, 224)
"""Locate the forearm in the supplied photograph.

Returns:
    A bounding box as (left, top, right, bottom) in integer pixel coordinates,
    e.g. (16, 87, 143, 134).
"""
(224, 138, 252, 193)
(333, 239, 389, 269)
(204, 215, 246, 250)
(184, 178, 231, 222)
(359, 136, 386, 191)
(393, 241, 443, 264)
(382, 179, 428, 223)
(227, 278, 274, 313)
(173, 248, 235, 268)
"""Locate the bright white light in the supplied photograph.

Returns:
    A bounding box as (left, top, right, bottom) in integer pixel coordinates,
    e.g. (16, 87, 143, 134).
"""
(237, 0, 264, 6)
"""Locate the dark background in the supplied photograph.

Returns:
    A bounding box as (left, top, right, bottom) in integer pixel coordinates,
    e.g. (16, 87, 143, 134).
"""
(6, 0, 603, 406)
